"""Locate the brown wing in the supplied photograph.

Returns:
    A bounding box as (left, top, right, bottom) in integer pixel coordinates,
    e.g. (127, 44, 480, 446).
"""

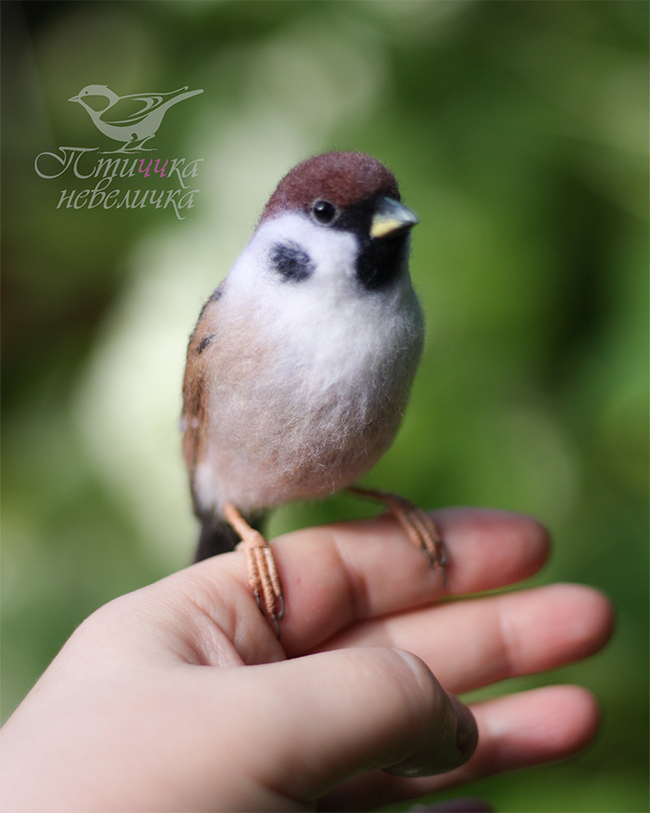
(181, 288, 222, 484)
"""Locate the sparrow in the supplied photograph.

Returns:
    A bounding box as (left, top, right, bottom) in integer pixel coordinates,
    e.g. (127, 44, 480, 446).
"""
(182, 151, 447, 634)
(68, 85, 203, 152)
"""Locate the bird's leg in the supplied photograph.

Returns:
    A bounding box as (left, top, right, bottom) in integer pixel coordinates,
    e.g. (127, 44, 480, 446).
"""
(132, 135, 157, 151)
(348, 487, 448, 580)
(222, 502, 285, 636)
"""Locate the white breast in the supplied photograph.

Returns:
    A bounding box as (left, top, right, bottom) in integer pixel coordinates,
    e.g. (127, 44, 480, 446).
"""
(194, 212, 425, 516)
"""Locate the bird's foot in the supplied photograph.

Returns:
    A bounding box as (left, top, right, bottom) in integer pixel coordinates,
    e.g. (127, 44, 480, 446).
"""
(223, 502, 284, 637)
(348, 487, 448, 582)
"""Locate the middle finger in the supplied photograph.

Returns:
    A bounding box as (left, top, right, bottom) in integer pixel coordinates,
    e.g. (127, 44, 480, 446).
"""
(319, 583, 613, 693)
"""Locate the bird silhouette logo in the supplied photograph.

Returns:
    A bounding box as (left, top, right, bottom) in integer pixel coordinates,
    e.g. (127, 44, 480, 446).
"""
(68, 85, 203, 153)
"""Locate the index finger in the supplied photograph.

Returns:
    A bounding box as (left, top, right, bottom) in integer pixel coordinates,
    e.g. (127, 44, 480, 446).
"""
(269, 507, 549, 654)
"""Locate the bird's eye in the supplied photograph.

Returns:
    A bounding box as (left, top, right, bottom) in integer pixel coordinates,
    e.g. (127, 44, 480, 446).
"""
(311, 200, 338, 225)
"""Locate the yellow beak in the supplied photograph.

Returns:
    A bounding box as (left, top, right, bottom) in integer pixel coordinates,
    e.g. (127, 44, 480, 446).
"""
(370, 197, 419, 239)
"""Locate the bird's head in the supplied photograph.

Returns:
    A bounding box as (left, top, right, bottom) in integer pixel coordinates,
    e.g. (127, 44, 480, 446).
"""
(68, 85, 119, 111)
(252, 152, 418, 294)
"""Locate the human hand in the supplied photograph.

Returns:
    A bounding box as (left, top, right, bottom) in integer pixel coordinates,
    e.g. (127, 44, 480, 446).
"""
(1, 508, 613, 812)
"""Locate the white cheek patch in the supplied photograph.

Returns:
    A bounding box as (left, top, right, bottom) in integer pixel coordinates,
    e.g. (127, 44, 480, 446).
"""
(220, 213, 368, 360)
(231, 213, 359, 291)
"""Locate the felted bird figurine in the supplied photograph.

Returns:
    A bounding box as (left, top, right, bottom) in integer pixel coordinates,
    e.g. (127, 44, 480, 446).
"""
(68, 85, 203, 152)
(182, 151, 447, 634)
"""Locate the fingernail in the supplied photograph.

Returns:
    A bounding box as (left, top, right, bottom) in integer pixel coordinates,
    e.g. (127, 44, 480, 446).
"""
(448, 693, 479, 757)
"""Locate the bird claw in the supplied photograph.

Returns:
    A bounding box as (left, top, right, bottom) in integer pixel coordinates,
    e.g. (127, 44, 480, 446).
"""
(254, 592, 285, 622)
(275, 593, 286, 621)
(254, 592, 284, 638)
(348, 486, 449, 578)
(422, 543, 449, 587)
(224, 502, 285, 638)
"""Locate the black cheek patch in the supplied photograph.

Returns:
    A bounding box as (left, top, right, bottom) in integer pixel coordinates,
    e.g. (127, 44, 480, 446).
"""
(271, 242, 314, 282)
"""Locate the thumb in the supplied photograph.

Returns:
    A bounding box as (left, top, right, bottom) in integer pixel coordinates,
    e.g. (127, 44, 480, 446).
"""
(232, 647, 477, 803)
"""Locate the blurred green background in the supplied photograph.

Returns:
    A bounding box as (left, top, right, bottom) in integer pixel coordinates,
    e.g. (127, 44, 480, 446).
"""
(2, 1, 648, 811)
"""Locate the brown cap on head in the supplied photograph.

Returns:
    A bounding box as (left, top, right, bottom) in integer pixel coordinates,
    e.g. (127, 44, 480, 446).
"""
(261, 152, 401, 222)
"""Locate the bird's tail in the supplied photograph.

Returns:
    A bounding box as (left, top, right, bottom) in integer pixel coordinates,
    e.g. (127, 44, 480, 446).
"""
(194, 512, 265, 562)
